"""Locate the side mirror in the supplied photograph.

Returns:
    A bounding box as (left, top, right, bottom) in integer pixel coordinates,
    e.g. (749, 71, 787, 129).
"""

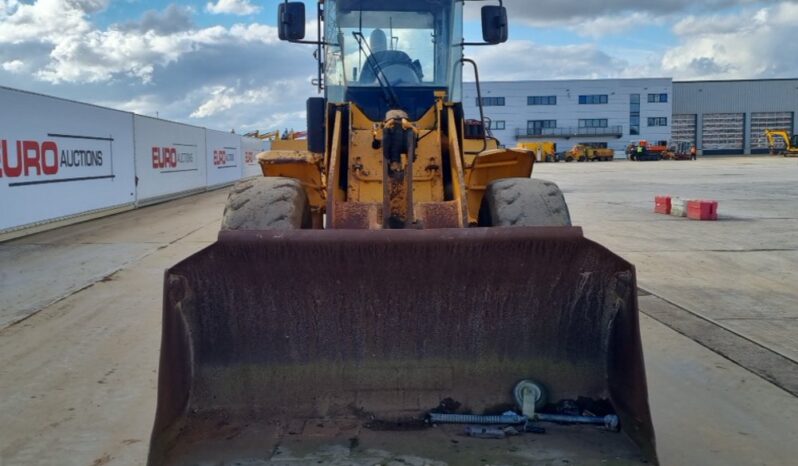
(278, 2, 306, 41)
(481, 6, 508, 44)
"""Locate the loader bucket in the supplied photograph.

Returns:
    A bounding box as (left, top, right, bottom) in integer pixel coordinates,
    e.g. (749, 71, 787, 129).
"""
(148, 227, 657, 465)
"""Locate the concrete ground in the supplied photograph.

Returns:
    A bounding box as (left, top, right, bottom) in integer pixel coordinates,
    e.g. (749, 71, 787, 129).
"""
(0, 156, 797, 465)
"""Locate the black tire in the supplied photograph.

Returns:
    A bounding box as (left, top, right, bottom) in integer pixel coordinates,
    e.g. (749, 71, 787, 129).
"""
(221, 177, 312, 231)
(478, 178, 572, 227)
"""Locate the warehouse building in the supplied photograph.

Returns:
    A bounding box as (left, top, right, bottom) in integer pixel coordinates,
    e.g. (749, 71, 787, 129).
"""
(465, 78, 798, 156)
(463, 78, 673, 157)
(673, 79, 798, 154)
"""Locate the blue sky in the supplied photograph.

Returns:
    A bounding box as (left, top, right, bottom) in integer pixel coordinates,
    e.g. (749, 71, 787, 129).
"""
(1, 0, 795, 132)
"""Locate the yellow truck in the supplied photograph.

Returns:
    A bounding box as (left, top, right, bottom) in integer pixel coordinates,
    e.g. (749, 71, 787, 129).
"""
(517, 141, 558, 162)
(568, 144, 615, 162)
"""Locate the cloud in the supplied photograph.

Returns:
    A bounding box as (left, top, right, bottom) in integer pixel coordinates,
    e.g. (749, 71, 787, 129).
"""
(565, 12, 663, 38)
(0, 0, 281, 85)
(205, 0, 260, 16)
(118, 4, 194, 34)
(492, 0, 782, 25)
(2, 59, 24, 72)
(661, 2, 798, 79)
(468, 40, 629, 81)
(188, 79, 312, 132)
(0, 0, 316, 132)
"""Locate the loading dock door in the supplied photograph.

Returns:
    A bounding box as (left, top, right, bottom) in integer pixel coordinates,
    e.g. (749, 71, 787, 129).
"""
(672, 114, 697, 145)
(702, 113, 744, 155)
(750, 112, 794, 154)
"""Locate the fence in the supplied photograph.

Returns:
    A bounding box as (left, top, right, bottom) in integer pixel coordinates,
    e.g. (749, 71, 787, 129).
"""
(0, 86, 268, 240)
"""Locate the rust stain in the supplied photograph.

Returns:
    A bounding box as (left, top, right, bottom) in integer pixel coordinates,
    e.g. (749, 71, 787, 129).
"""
(90, 454, 111, 466)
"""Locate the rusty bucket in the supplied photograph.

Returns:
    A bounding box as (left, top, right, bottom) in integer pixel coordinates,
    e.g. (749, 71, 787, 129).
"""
(148, 227, 656, 465)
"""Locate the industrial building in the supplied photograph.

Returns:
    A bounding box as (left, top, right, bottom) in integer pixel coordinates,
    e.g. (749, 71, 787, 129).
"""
(673, 79, 798, 154)
(464, 78, 798, 156)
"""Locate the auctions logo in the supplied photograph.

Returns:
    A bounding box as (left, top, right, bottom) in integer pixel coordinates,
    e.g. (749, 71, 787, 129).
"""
(152, 146, 195, 170)
(213, 148, 237, 168)
(0, 139, 106, 179)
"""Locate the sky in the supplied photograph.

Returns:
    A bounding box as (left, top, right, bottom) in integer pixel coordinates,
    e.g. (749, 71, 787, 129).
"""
(1, 0, 797, 133)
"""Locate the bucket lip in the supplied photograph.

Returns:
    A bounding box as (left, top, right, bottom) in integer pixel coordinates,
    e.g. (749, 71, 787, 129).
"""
(216, 226, 585, 245)
(211, 227, 634, 270)
(170, 228, 633, 276)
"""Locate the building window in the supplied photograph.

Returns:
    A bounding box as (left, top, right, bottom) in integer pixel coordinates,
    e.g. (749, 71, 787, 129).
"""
(579, 119, 609, 128)
(528, 95, 557, 105)
(527, 120, 556, 135)
(477, 97, 505, 106)
(647, 117, 668, 127)
(579, 95, 608, 105)
(489, 120, 506, 130)
(648, 93, 668, 103)
(630, 94, 640, 136)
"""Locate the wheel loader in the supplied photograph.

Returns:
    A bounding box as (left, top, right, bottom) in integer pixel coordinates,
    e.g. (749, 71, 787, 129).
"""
(148, 1, 656, 464)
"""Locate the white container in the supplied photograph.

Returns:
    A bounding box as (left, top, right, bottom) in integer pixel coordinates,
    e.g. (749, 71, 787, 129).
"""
(671, 197, 687, 217)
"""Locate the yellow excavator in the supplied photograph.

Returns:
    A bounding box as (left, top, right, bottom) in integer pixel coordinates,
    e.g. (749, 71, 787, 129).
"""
(764, 129, 798, 157)
(244, 130, 281, 140)
(148, 1, 656, 464)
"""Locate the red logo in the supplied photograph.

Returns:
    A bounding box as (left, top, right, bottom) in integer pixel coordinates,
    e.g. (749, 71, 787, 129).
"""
(245, 151, 255, 164)
(0, 139, 59, 178)
(213, 149, 230, 166)
(152, 147, 177, 169)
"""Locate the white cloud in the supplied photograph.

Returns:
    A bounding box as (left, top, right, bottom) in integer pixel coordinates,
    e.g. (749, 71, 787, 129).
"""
(491, 0, 783, 25)
(0, 1, 314, 132)
(119, 4, 194, 34)
(0, 0, 94, 44)
(661, 2, 798, 79)
(0, 0, 281, 85)
(566, 12, 663, 38)
(469, 40, 629, 81)
(205, 0, 260, 16)
(189, 79, 310, 129)
(2, 59, 24, 72)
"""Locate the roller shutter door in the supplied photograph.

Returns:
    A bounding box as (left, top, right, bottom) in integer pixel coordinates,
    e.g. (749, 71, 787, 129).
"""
(672, 114, 697, 145)
(702, 113, 744, 155)
(750, 112, 793, 154)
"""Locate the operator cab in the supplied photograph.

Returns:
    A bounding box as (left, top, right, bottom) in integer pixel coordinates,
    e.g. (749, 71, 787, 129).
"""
(277, 0, 508, 146)
(324, 0, 464, 120)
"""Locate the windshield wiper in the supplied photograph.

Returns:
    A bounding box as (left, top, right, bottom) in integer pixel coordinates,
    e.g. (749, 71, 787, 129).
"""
(352, 31, 402, 111)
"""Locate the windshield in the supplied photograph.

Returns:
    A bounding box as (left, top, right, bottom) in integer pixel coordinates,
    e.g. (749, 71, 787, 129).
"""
(325, 0, 462, 102)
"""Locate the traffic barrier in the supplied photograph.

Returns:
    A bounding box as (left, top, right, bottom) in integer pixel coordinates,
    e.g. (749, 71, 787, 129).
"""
(687, 200, 719, 221)
(670, 198, 686, 217)
(654, 196, 671, 215)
